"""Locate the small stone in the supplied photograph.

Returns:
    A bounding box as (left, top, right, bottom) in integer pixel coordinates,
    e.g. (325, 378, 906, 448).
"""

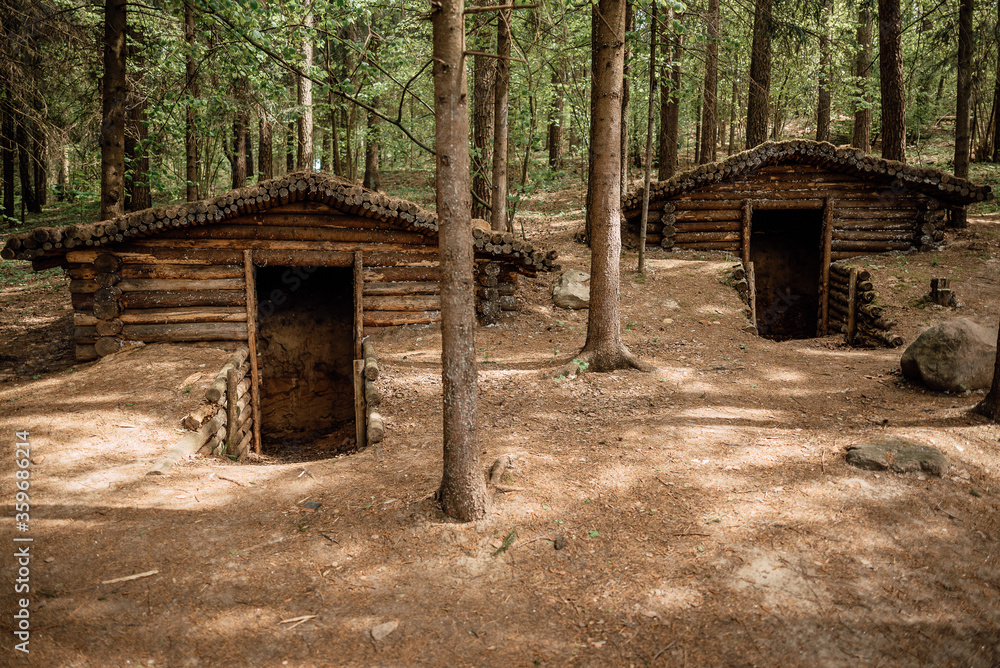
(31, 455, 45, 464)
(554, 535, 568, 550)
(371, 620, 398, 641)
(845, 437, 948, 477)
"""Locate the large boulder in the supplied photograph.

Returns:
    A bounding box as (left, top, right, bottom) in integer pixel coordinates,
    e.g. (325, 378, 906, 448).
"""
(552, 269, 590, 309)
(900, 318, 997, 392)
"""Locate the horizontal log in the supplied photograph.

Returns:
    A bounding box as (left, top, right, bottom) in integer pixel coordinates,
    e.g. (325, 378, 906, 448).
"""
(498, 295, 517, 311)
(833, 230, 916, 242)
(675, 209, 744, 222)
(362, 266, 442, 282)
(122, 322, 248, 343)
(363, 294, 441, 312)
(119, 307, 247, 325)
(75, 344, 98, 362)
(117, 278, 245, 291)
(96, 319, 124, 336)
(674, 241, 740, 250)
(830, 240, 913, 252)
(836, 220, 917, 231)
(363, 281, 439, 296)
(206, 348, 250, 402)
(836, 208, 919, 220)
(130, 238, 439, 255)
(68, 248, 245, 265)
(70, 279, 99, 294)
(363, 310, 441, 327)
(122, 263, 244, 280)
(121, 290, 246, 309)
(672, 220, 741, 233)
(148, 415, 223, 475)
(674, 231, 741, 243)
(155, 224, 434, 246)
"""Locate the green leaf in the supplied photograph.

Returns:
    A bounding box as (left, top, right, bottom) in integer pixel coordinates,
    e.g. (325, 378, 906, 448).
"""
(588, 529, 599, 538)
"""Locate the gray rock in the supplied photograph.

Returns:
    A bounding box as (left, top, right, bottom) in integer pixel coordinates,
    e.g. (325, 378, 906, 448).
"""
(845, 437, 948, 477)
(900, 318, 997, 392)
(552, 269, 591, 309)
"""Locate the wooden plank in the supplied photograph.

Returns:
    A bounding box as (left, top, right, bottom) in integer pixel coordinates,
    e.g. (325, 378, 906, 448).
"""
(354, 252, 363, 361)
(363, 281, 440, 296)
(121, 322, 248, 342)
(243, 250, 262, 455)
(820, 198, 834, 334)
(119, 307, 247, 324)
(354, 359, 367, 451)
(117, 278, 245, 291)
(363, 295, 442, 311)
(741, 200, 752, 268)
(363, 310, 441, 327)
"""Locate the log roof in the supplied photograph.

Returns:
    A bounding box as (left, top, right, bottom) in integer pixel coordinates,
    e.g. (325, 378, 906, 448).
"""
(622, 139, 993, 211)
(2, 171, 557, 273)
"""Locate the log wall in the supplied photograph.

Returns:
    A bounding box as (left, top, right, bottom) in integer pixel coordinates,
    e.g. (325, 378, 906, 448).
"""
(179, 346, 255, 460)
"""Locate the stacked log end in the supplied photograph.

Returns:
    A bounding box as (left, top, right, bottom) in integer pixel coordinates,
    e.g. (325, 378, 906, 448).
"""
(178, 346, 254, 461)
(829, 262, 902, 348)
(363, 342, 384, 446)
(727, 262, 756, 331)
(475, 261, 520, 325)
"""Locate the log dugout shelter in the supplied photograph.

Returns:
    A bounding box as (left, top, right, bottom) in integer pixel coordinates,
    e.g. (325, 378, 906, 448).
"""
(1, 172, 557, 454)
(623, 140, 993, 341)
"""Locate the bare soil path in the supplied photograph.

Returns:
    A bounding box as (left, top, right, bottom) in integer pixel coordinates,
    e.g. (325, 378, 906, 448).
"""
(1, 196, 999, 667)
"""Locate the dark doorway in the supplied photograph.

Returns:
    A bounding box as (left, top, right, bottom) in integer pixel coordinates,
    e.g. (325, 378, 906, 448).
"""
(255, 266, 357, 458)
(750, 209, 822, 340)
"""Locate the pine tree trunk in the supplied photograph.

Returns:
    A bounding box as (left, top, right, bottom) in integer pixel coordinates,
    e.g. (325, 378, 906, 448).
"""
(100, 0, 127, 221)
(851, 4, 873, 152)
(231, 117, 247, 189)
(56, 144, 69, 202)
(246, 130, 254, 179)
(184, 2, 199, 201)
(258, 117, 273, 181)
(431, 0, 490, 522)
(658, 7, 682, 179)
(548, 68, 564, 170)
(728, 77, 738, 155)
(363, 98, 381, 191)
(973, 318, 1000, 421)
(330, 108, 343, 176)
(31, 123, 47, 208)
(620, 0, 633, 192)
(1, 90, 14, 222)
(296, 0, 314, 172)
(125, 27, 150, 213)
(471, 9, 496, 219)
(878, 0, 906, 162)
(815, 0, 832, 143)
(699, 0, 719, 163)
(491, 6, 511, 231)
(993, 0, 1000, 163)
(954, 0, 973, 179)
(16, 118, 39, 214)
(746, 0, 772, 149)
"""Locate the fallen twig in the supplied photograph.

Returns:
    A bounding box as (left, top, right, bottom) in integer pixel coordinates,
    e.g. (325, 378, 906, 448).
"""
(102, 569, 159, 585)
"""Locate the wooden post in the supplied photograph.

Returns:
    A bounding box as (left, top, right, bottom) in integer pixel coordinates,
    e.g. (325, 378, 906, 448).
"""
(847, 266, 858, 345)
(747, 260, 757, 330)
(354, 251, 363, 360)
(820, 197, 834, 334)
(353, 358, 367, 450)
(225, 367, 238, 455)
(243, 250, 263, 455)
(741, 200, 752, 268)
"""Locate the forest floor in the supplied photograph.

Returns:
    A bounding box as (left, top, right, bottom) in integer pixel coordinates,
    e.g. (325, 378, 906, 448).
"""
(1, 180, 1000, 667)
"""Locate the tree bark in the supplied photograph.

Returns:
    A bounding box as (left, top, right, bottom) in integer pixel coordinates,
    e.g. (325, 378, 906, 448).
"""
(363, 99, 381, 191)
(1, 86, 14, 222)
(471, 5, 496, 219)
(851, 3, 873, 152)
(878, 0, 906, 162)
(431, 0, 490, 522)
(100, 0, 127, 221)
(972, 318, 1000, 421)
(491, 5, 511, 231)
(993, 0, 1000, 163)
(699, 0, 719, 163)
(815, 0, 832, 143)
(746, 0, 772, 149)
(573, 0, 647, 374)
(296, 0, 314, 172)
(954, 0, 973, 179)
(16, 117, 39, 214)
(31, 121, 47, 208)
(258, 117, 273, 181)
(638, 0, 656, 274)
(620, 0, 633, 191)
(658, 7, 682, 179)
(125, 27, 150, 212)
(231, 115, 247, 189)
(547, 67, 564, 170)
(184, 2, 199, 201)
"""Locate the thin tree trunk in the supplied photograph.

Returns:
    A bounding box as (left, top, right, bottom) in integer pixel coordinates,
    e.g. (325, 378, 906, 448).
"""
(658, 7, 682, 179)
(16, 118, 38, 213)
(258, 117, 273, 181)
(620, 0, 633, 192)
(746, 0, 772, 149)
(638, 0, 656, 274)
(955, 0, 973, 179)
(878, 0, 906, 162)
(973, 318, 1000, 421)
(56, 143, 69, 202)
(1, 89, 14, 222)
(728, 77, 737, 155)
(994, 0, 1000, 163)
(184, 2, 200, 201)
(100, 0, 127, 220)
(31, 123, 47, 208)
(125, 27, 150, 212)
(246, 130, 254, 179)
(330, 108, 343, 176)
(231, 117, 247, 189)
(296, 0, 314, 171)
(852, 3, 873, 152)
(286, 117, 295, 173)
(573, 0, 647, 374)
(363, 98, 381, 190)
(699, 0, 719, 163)
(491, 5, 511, 231)
(547, 68, 564, 170)
(472, 1, 496, 219)
(431, 0, 490, 522)
(815, 0, 832, 143)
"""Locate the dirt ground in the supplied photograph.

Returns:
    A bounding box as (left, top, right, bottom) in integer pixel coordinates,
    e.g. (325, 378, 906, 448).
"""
(2, 190, 999, 667)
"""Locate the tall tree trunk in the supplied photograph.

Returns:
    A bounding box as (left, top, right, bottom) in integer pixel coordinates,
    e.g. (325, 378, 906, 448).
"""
(246, 131, 254, 179)
(852, 3, 873, 152)
(125, 27, 150, 213)
(994, 0, 1000, 163)
(1, 90, 14, 222)
(728, 77, 738, 154)
(547, 68, 564, 170)
(231, 116, 247, 189)
(973, 317, 1000, 421)
(573, 0, 646, 374)
(620, 0, 633, 192)
(955, 0, 973, 179)
(100, 0, 127, 221)
(746, 0, 772, 149)
(296, 0, 314, 171)
(184, 2, 199, 201)
(491, 6, 511, 231)
(31, 123, 47, 208)
(329, 108, 343, 176)
(658, 7, 682, 179)
(286, 120, 295, 173)
(693, 79, 703, 164)
(258, 117, 273, 181)
(431, 0, 490, 522)
(56, 144, 69, 202)
(878, 0, 906, 162)
(699, 0, 719, 163)
(363, 98, 381, 190)
(16, 119, 38, 214)
(638, 0, 657, 274)
(815, 0, 832, 143)
(471, 2, 496, 219)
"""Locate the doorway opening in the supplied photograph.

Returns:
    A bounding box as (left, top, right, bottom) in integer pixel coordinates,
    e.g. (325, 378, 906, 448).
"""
(255, 265, 357, 459)
(750, 209, 823, 340)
